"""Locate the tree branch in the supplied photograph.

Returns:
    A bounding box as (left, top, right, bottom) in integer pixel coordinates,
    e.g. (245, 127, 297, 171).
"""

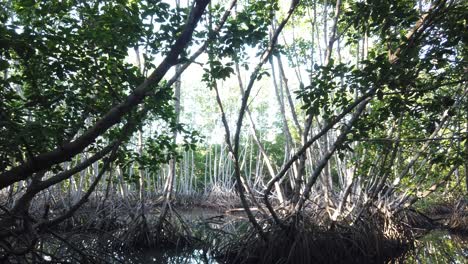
(0, 0, 211, 190)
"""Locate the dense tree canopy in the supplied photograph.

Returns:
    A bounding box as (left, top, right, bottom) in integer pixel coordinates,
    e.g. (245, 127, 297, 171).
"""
(0, 0, 467, 262)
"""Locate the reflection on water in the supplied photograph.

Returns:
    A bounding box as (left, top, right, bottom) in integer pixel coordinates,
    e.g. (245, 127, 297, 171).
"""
(39, 230, 467, 263)
(38, 208, 467, 264)
(404, 230, 467, 264)
(135, 230, 467, 264)
(40, 235, 219, 264)
(139, 248, 218, 264)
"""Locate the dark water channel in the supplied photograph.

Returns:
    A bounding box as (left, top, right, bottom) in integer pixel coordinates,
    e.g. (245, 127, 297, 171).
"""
(42, 209, 467, 263)
(121, 209, 468, 264)
(133, 230, 467, 264)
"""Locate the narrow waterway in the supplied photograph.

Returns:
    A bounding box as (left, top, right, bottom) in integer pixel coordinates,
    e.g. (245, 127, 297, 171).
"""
(114, 208, 468, 264)
(38, 208, 467, 263)
(132, 229, 467, 263)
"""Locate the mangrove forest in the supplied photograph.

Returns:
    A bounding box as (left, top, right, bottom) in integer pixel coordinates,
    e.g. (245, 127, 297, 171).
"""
(0, 0, 467, 263)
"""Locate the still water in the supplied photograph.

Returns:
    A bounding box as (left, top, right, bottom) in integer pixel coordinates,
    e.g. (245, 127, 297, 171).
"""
(132, 230, 467, 264)
(39, 208, 467, 263)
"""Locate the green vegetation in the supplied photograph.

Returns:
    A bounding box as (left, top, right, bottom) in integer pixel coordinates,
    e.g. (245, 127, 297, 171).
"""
(0, 0, 467, 263)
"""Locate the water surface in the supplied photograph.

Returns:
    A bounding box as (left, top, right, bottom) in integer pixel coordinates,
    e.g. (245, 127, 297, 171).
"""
(135, 229, 467, 264)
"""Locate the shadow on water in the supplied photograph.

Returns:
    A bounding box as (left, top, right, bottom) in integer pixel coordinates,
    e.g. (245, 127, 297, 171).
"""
(132, 230, 467, 264)
(138, 248, 218, 264)
(39, 208, 467, 263)
(133, 230, 467, 264)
